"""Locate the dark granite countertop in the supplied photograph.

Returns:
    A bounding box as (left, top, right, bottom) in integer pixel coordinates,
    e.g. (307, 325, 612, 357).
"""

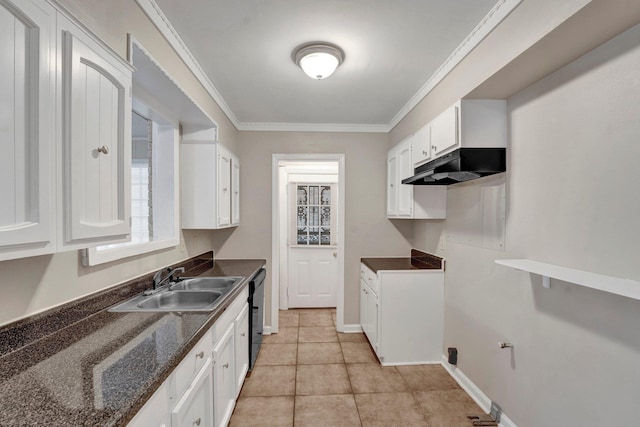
(361, 249, 444, 273)
(0, 254, 265, 427)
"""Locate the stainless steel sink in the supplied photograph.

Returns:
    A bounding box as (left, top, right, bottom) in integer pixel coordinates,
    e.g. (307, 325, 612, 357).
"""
(110, 290, 223, 312)
(170, 276, 243, 291)
(109, 276, 245, 313)
(136, 290, 223, 310)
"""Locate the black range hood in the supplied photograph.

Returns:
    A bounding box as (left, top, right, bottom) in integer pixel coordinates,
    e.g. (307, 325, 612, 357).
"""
(402, 148, 506, 185)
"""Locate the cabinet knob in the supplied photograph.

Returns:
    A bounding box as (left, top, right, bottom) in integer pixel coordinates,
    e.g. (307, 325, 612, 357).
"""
(97, 145, 109, 155)
(223, 362, 229, 368)
(196, 351, 204, 359)
(223, 188, 228, 192)
(193, 418, 201, 426)
(389, 184, 394, 187)
(241, 332, 246, 337)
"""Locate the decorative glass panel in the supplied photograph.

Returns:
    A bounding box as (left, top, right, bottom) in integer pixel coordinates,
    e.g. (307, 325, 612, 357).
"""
(297, 186, 307, 205)
(296, 184, 331, 246)
(321, 186, 331, 205)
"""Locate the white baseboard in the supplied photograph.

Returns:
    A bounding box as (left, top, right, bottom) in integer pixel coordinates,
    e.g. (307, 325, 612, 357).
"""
(440, 355, 518, 427)
(341, 324, 364, 333)
(381, 360, 441, 367)
(263, 326, 272, 335)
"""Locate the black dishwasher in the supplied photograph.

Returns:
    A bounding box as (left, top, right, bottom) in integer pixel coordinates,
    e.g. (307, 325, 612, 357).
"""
(248, 268, 266, 371)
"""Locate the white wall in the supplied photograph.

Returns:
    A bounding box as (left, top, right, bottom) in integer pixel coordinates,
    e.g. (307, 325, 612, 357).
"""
(414, 23, 640, 426)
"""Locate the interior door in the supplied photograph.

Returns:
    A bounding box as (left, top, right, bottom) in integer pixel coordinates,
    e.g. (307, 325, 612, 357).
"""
(288, 183, 338, 308)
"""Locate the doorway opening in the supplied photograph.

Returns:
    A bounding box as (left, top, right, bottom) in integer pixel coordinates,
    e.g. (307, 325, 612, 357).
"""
(271, 154, 345, 333)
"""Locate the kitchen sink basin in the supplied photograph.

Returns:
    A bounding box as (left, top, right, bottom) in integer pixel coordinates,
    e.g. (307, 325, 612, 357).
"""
(170, 276, 243, 291)
(110, 290, 224, 312)
(137, 290, 223, 310)
(109, 275, 245, 313)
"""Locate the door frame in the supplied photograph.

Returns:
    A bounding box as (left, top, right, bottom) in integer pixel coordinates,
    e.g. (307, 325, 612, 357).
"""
(271, 154, 346, 333)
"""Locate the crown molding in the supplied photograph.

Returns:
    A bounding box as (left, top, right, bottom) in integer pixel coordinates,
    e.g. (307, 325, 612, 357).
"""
(387, 0, 523, 130)
(135, 0, 240, 128)
(136, 0, 522, 133)
(237, 122, 390, 133)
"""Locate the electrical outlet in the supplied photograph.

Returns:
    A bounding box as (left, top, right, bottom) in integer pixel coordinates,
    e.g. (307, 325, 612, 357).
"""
(439, 236, 446, 251)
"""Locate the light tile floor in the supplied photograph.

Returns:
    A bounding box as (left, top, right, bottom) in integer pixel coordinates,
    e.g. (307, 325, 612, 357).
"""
(229, 308, 486, 427)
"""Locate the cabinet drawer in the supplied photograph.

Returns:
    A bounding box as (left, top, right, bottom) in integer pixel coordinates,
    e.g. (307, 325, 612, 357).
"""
(361, 265, 379, 295)
(213, 287, 248, 341)
(174, 329, 213, 399)
(360, 264, 368, 282)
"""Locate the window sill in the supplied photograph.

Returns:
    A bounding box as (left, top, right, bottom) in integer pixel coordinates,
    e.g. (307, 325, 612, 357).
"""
(81, 237, 179, 267)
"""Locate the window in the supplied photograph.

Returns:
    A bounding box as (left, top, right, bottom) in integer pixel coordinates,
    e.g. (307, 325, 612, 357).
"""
(294, 184, 336, 246)
(83, 99, 179, 266)
(131, 111, 153, 244)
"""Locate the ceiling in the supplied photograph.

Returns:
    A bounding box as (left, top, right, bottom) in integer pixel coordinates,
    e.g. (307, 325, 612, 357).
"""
(152, 0, 500, 130)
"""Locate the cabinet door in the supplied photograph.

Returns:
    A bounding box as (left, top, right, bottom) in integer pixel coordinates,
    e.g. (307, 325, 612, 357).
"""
(360, 279, 368, 337)
(171, 358, 214, 427)
(129, 381, 171, 427)
(397, 140, 413, 217)
(413, 124, 431, 166)
(0, 0, 56, 260)
(213, 323, 236, 427)
(431, 104, 459, 157)
(234, 303, 249, 395)
(61, 22, 132, 246)
(231, 154, 240, 226)
(217, 146, 231, 227)
(386, 151, 397, 216)
(366, 286, 378, 355)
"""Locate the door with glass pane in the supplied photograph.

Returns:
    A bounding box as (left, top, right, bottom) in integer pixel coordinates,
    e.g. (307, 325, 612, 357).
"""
(288, 183, 338, 308)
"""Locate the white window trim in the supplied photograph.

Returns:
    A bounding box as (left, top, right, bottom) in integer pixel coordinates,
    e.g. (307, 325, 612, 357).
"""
(82, 100, 180, 266)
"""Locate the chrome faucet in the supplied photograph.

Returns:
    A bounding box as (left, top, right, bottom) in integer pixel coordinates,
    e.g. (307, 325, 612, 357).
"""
(144, 267, 185, 295)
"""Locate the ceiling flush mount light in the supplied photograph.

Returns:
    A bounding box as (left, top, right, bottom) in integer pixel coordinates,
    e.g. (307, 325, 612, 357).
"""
(293, 42, 344, 80)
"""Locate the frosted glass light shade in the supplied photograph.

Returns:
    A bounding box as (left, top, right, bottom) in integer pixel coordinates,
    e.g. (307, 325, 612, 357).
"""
(294, 43, 344, 80)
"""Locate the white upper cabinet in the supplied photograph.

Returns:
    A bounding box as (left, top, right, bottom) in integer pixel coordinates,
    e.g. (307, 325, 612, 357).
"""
(231, 153, 240, 226)
(430, 99, 507, 159)
(387, 136, 446, 219)
(181, 141, 240, 229)
(396, 140, 414, 216)
(412, 123, 432, 166)
(386, 149, 398, 216)
(59, 16, 132, 247)
(217, 144, 232, 228)
(1, 1, 133, 259)
(0, 0, 56, 261)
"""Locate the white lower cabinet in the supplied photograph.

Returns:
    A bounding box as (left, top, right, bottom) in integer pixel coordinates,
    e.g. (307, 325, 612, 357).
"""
(233, 304, 249, 395)
(171, 359, 214, 427)
(128, 287, 250, 427)
(360, 262, 444, 365)
(127, 382, 171, 427)
(213, 324, 236, 427)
